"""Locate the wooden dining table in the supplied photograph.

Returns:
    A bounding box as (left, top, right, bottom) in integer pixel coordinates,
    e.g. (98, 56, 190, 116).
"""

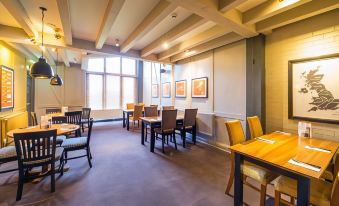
(230, 132, 339, 206)
(122, 109, 160, 131)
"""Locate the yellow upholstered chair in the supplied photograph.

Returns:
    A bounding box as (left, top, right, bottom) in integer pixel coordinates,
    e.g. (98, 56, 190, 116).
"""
(274, 156, 339, 206)
(129, 105, 143, 131)
(247, 116, 264, 139)
(138, 103, 145, 107)
(126, 103, 135, 110)
(225, 120, 277, 206)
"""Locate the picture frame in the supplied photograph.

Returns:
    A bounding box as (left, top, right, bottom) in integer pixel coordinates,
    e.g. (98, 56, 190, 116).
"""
(288, 53, 339, 124)
(192, 77, 208, 98)
(162, 82, 171, 98)
(0, 65, 14, 111)
(175, 80, 186, 98)
(151, 84, 158, 98)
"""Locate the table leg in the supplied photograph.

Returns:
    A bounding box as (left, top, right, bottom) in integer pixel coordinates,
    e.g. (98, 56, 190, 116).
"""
(150, 124, 155, 152)
(234, 152, 243, 206)
(297, 176, 310, 206)
(192, 125, 197, 144)
(123, 111, 126, 128)
(141, 121, 145, 145)
(127, 112, 130, 131)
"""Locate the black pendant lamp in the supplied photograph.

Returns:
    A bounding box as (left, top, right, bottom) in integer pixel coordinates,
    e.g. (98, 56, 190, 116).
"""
(50, 49, 63, 86)
(30, 7, 54, 79)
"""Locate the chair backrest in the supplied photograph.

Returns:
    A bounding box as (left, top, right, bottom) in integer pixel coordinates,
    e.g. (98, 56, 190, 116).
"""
(150, 104, 158, 108)
(163, 106, 174, 110)
(138, 103, 145, 107)
(82, 108, 91, 119)
(247, 116, 263, 139)
(126, 103, 135, 109)
(161, 110, 177, 132)
(144, 106, 158, 117)
(14, 130, 57, 167)
(133, 105, 143, 120)
(86, 118, 94, 146)
(52, 116, 67, 124)
(46, 108, 61, 114)
(31, 112, 38, 126)
(331, 156, 339, 205)
(225, 120, 246, 146)
(184, 109, 198, 127)
(65, 111, 82, 125)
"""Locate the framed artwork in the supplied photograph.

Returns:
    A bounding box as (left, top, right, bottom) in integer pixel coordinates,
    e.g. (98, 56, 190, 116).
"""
(0, 65, 14, 111)
(288, 53, 339, 124)
(175, 80, 186, 98)
(192, 77, 208, 98)
(162, 82, 171, 98)
(151, 84, 158, 98)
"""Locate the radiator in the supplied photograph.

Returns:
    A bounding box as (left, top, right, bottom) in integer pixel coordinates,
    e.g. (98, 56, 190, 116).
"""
(196, 112, 215, 137)
(0, 112, 28, 147)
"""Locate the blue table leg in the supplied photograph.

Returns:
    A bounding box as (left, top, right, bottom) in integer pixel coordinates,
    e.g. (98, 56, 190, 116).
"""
(234, 152, 243, 206)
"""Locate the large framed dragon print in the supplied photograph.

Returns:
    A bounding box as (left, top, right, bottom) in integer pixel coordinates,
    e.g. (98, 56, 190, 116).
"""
(288, 53, 339, 124)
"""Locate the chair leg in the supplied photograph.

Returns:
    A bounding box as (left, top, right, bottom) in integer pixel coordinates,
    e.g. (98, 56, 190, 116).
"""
(16, 170, 24, 201)
(87, 148, 92, 168)
(260, 184, 267, 206)
(65, 151, 68, 163)
(173, 132, 177, 150)
(166, 135, 169, 145)
(82, 123, 85, 132)
(182, 129, 186, 148)
(51, 163, 56, 193)
(145, 127, 148, 142)
(162, 134, 165, 153)
(274, 190, 281, 206)
(225, 152, 234, 195)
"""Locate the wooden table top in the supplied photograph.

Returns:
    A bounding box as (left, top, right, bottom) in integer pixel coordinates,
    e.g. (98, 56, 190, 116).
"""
(45, 113, 64, 118)
(230, 132, 339, 179)
(140, 115, 184, 123)
(7, 124, 80, 138)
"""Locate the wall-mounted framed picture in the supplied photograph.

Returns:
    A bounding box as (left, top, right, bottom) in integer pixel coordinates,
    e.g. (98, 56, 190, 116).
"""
(0, 65, 14, 111)
(162, 82, 171, 98)
(192, 77, 208, 98)
(288, 53, 339, 124)
(151, 84, 158, 98)
(175, 80, 186, 98)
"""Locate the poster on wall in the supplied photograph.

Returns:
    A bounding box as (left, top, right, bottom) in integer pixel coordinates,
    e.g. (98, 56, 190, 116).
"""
(162, 82, 171, 98)
(175, 80, 186, 98)
(0, 65, 14, 111)
(151, 84, 158, 98)
(288, 53, 339, 124)
(192, 77, 208, 98)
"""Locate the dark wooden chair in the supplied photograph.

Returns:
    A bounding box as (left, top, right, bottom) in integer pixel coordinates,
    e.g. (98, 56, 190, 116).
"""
(14, 130, 65, 201)
(144, 106, 158, 141)
(46, 108, 61, 114)
(81, 108, 91, 132)
(30, 112, 38, 126)
(51, 116, 68, 146)
(155, 110, 178, 153)
(65, 111, 82, 137)
(0, 146, 17, 174)
(62, 119, 94, 168)
(176, 109, 198, 148)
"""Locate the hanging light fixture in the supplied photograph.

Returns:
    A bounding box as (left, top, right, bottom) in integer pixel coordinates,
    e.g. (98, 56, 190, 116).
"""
(30, 7, 54, 79)
(50, 49, 63, 86)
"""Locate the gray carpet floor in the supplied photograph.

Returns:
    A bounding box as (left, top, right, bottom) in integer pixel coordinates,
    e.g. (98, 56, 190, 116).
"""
(0, 122, 277, 206)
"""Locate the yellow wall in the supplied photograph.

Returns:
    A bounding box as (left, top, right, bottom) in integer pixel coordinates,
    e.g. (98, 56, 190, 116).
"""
(265, 10, 339, 141)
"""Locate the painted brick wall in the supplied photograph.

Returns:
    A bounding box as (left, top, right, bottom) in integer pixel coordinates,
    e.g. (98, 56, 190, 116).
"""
(265, 10, 339, 141)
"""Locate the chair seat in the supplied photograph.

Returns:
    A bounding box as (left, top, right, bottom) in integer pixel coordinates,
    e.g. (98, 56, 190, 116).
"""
(274, 175, 332, 206)
(322, 164, 334, 181)
(242, 161, 277, 184)
(80, 119, 89, 124)
(176, 125, 193, 130)
(51, 135, 66, 145)
(154, 128, 174, 135)
(62, 137, 87, 149)
(0, 146, 17, 160)
(23, 147, 64, 165)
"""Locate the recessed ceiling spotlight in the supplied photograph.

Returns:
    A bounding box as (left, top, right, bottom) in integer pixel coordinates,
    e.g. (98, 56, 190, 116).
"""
(39, 45, 45, 51)
(51, 48, 56, 52)
(115, 39, 120, 47)
(171, 13, 177, 19)
(163, 42, 168, 49)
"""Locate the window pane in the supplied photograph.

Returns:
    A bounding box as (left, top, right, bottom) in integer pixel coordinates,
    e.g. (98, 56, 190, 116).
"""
(87, 74, 103, 110)
(121, 58, 136, 75)
(122, 77, 136, 106)
(106, 75, 120, 109)
(106, 57, 120, 74)
(88, 58, 104, 72)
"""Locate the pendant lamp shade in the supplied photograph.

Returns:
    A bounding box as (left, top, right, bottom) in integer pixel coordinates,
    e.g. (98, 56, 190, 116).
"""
(30, 57, 54, 79)
(50, 74, 63, 86)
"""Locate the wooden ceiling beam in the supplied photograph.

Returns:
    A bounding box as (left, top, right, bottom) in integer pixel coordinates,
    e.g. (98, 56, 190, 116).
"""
(95, 0, 125, 49)
(56, 0, 73, 45)
(120, 0, 177, 53)
(141, 14, 207, 57)
(167, 0, 257, 37)
(5, 42, 36, 60)
(59, 48, 70, 67)
(158, 25, 230, 60)
(219, 0, 247, 13)
(171, 32, 243, 62)
(256, 0, 339, 33)
(0, 0, 38, 39)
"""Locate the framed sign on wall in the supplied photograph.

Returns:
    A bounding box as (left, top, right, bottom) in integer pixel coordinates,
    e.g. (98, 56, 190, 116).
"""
(288, 53, 339, 124)
(192, 77, 208, 98)
(151, 84, 158, 98)
(0, 65, 14, 111)
(175, 80, 186, 98)
(162, 82, 171, 98)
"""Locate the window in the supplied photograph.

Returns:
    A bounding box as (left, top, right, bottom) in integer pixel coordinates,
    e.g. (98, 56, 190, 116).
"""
(86, 57, 137, 110)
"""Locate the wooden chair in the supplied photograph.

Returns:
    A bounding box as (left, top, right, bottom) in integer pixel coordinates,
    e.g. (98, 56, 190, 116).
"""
(65, 111, 82, 137)
(274, 156, 339, 206)
(46, 108, 61, 114)
(81, 108, 91, 132)
(14, 130, 65, 201)
(247, 116, 264, 139)
(225, 120, 277, 206)
(30, 112, 38, 126)
(126, 103, 135, 109)
(0, 146, 17, 174)
(176, 109, 198, 147)
(129, 105, 143, 131)
(155, 110, 178, 153)
(62, 119, 94, 168)
(138, 102, 145, 107)
(163, 106, 174, 110)
(51, 116, 68, 146)
(144, 106, 158, 141)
